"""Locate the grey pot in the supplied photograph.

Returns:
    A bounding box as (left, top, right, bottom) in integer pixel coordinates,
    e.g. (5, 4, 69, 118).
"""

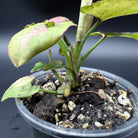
(15, 67, 138, 138)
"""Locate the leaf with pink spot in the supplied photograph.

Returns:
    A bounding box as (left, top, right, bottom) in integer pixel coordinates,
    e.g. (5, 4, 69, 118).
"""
(8, 16, 76, 67)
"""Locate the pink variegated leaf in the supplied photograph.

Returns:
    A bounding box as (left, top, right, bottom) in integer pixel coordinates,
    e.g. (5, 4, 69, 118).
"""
(8, 16, 76, 67)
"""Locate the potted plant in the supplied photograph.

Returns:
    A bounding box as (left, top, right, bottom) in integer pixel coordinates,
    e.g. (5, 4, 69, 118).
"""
(1, 0, 138, 137)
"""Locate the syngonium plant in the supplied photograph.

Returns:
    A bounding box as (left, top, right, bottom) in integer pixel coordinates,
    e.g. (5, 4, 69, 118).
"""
(1, 0, 138, 102)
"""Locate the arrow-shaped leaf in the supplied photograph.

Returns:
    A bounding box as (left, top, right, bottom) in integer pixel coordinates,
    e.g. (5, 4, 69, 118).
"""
(43, 60, 64, 71)
(1, 76, 40, 102)
(81, 0, 138, 22)
(8, 16, 76, 67)
(30, 62, 46, 73)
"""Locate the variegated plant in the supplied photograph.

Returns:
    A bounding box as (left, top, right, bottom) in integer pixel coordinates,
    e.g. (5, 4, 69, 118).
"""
(1, 0, 138, 102)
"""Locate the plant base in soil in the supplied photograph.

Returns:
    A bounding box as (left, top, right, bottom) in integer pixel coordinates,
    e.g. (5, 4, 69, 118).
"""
(22, 70, 134, 130)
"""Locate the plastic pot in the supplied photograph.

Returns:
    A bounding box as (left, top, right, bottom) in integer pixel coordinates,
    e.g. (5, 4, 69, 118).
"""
(15, 67, 138, 138)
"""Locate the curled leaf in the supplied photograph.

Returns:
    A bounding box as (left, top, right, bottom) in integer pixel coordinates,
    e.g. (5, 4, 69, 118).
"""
(81, 0, 138, 22)
(76, 0, 93, 39)
(1, 76, 40, 102)
(8, 16, 76, 67)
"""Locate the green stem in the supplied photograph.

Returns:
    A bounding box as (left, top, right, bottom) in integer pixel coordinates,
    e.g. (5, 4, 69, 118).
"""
(52, 70, 64, 83)
(64, 66, 78, 85)
(77, 35, 106, 71)
(58, 38, 76, 92)
(57, 38, 71, 68)
(48, 49, 64, 83)
(39, 89, 57, 94)
(90, 32, 105, 37)
(68, 47, 78, 87)
(74, 20, 101, 63)
(48, 49, 52, 62)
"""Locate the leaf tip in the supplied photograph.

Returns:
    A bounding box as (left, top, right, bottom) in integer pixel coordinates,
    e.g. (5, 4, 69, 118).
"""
(1, 92, 9, 102)
(1, 97, 5, 102)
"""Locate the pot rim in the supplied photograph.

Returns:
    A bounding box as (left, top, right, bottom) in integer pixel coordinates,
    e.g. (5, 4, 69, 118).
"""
(15, 67, 138, 137)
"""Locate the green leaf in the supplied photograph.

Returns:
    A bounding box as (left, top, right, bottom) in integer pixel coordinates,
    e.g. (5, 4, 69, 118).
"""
(8, 16, 76, 67)
(1, 76, 40, 102)
(43, 60, 64, 71)
(90, 32, 138, 40)
(30, 62, 46, 72)
(81, 0, 138, 22)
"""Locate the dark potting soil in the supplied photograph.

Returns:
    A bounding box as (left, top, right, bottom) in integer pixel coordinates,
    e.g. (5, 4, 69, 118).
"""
(23, 70, 134, 130)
